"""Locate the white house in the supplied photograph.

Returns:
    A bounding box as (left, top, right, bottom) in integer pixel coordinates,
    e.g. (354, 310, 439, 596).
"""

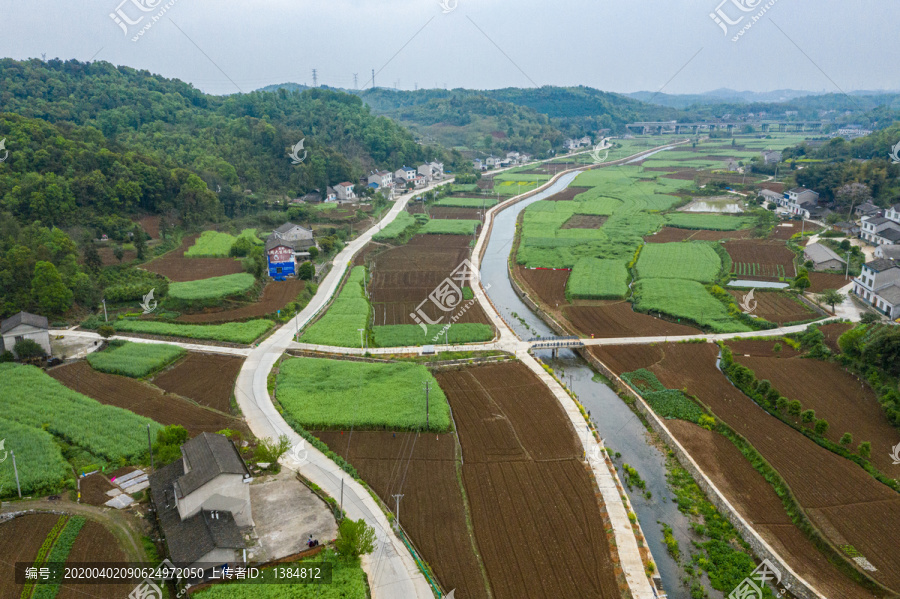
(265, 223, 315, 278)
(0, 312, 51, 357)
(333, 182, 356, 202)
(783, 187, 820, 218)
(473, 158, 484, 171)
(761, 150, 782, 164)
(885, 202, 900, 224)
(324, 187, 338, 202)
(417, 163, 433, 181)
(394, 166, 417, 183)
(485, 156, 501, 168)
(853, 259, 900, 319)
(875, 245, 900, 261)
(429, 161, 444, 179)
(368, 170, 393, 189)
(758, 189, 783, 206)
(861, 216, 900, 245)
(149, 433, 253, 571)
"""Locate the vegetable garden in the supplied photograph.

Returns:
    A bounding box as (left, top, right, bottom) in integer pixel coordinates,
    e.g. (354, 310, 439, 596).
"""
(86, 341, 185, 378)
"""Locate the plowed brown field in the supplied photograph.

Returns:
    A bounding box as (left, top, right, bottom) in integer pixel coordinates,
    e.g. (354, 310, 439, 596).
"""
(726, 290, 817, 324)
(516, 265, 569, 307)
(732, 354, 900, 475)
(564, 301, 701, 338)
(725, 240, 797, 279)
(370, 236, 490, 326)
(544, 186, 591, 201)
(769, 222, 802, 240)
(667, 420, 877, 599)
(313, 431, 487, 599)
(808, 272, 850, 293)
(820, 322, 853, 352)
(0, 514, 61, 598)
(644, 227, 753, 243)
(143, 234, 244, 282)
(176, 279, 305, 323)
(57, 520, 131, 599)
(151, 353, 243, 413)
(429, 207, 483, 220)
(50, 362, 243, 436)
(591, 342, 900, 593)
(435, 363, 621, 599)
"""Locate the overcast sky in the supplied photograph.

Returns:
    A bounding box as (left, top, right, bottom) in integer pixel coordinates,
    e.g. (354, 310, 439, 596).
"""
(1, 0, 896, 97)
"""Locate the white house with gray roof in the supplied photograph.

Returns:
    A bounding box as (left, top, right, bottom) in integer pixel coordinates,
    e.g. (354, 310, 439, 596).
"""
(804, 243, 846, 271)
(0, 311, 51, 357)
(853, 259, 900, 319)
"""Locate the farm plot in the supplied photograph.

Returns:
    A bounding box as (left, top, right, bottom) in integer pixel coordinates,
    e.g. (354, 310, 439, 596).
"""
(515, 265, 569, 307)
(300, 266, 368, 347)
(373, 211, 418, 243)
(0, 514, 64, 598)
(177, 279, 306, 323)
(168, 272, 256, 302)
(769, 221, 802, 240)
(666, 420, 874, 599)
(114, 319, 273, 344)
(419, 219, 480, 235)
(634, 242, 721, 283)
(276, 357, 449, 431)
(86, 340, 185, 378)
(143, 234, 244, 282)
(312, 431, 488, 599)
(731, 353, 900, 475)
(566, 257, 628, 300)
(725, 240, 797, 279)
(726, 290, 817, 324)
(633, 279, 751, 333)
(0, 363, 162, 461)
(563, 302, 701, 338)
(0, 417, 72, 497)
(665, 213, 752, 230)
(184, 229, 262, 257)
(427, 206, 484, 220)
(591, 342, 900, 593)
(372, 322, 493, 346)
(151, 353, 244, 413)
(56, 520, 132, 599)
(435, 197, 499, 208)
(820, 322, 853, 352)
(435, 363, 621, 599)
(644, 227, 752, 243)
(561, 214, 608, 229)
(49, 361, 242, 437)
(807, 271, 849, 293)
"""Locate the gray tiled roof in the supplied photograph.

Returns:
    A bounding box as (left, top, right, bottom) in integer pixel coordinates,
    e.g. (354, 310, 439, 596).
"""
(1, 312, 49, 335)
(866, 259, 900, 273)
(175, 433, 249, 498)
(879, 229, 900, 243)
(804, 243, 845, 265)
(877, 283, 900, 305)
(865, 216, 892, 225)
(149, 459, 245, 565)
(877, 246, 900, 259)
(265, 237, 316, 252)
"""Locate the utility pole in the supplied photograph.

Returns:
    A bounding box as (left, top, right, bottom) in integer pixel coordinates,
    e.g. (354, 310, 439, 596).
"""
(353, 73, 358, 89)
(845, 249, 852, 280)
(358, 328, 366, 352)
(11, 451, 22, 498)
(392, 494, 404, 525)
(102, 299, 108, 322)
(312, 69, 318, 87)
(424, 381, 430, 429)
(147, 424, 155, 469)
(340, 478, 344, 517)
(414, 82, 418, 91)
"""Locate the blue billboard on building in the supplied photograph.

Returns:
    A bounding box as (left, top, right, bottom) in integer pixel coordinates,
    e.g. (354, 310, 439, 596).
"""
(267, 245, 295, 280)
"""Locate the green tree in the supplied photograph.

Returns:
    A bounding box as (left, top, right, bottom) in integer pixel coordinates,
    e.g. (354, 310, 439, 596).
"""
(72, 272, 101, 308)
(83, 242, 103, 273)
(113, 245, 124, 262)
(776, 397, 788, 412)
(335, 518, 376, 558)
(229, 236, 253, 257)
(255, 435, 292, 463)
(858, 441, 871, 458)
(819, 289, 845, 312)
(793, 270, 811, 291)
(814, 419, 829, 435)
(134, 228, 147, 260)
(97, 325, 116, 339)
(297, 261, 315, 280)
(31, 261, 73, 314)
(787, 400, 802, 416)
(153, 425, 190, 466)
(13, 338, 47, 359)
(242, 246, 267, 279)
(840, 432, 853, 446)
(801, 409, 816, 423)
(307, 246, 319, 260)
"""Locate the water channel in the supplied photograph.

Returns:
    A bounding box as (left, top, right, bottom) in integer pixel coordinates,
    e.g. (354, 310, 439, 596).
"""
(479, 167, 703, 599)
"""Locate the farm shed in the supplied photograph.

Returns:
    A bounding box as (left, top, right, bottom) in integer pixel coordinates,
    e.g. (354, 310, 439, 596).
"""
(804, 243, 846, 271)
(0, 311, 51, 357)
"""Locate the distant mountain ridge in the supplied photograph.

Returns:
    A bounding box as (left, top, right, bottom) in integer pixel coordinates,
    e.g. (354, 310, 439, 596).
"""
(626, 88, 900, 109)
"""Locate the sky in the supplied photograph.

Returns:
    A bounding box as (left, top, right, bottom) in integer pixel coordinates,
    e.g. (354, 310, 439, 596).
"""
(1, 0, 897, 97)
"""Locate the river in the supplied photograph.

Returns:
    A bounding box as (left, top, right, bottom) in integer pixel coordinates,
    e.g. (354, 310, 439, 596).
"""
(479, 168, 704, 599)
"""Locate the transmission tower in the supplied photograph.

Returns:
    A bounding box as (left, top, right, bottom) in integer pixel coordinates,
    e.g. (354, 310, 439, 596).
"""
(353, 73, 358, 89)
(312, 68, 318, 87)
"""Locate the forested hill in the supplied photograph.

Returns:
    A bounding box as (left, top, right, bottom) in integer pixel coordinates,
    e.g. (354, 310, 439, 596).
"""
(0, 58, 444, 225)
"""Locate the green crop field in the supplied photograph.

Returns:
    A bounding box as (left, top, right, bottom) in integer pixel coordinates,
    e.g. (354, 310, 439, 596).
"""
(419, 219, 479, 235)
(300, 267, 369, 347)
(168, 273, 256, 301)
(0, 363, 163, 461)
(567, 258, 629, 300)
(633, 279, 750, 333)
(372, 323, 494, 347)
(434, 197, 499, 208)
(114, 319, 273, 344)
(0, 417, 72, 497)
(195, 551, 366, 599)
(87, 341, 186, 378)
(185, 229, 262, 258)
(277, 357, 450, 431)
(635, 242, 721, 283)
(372, 211, 418, 242)
(665, 213, 753, 230)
